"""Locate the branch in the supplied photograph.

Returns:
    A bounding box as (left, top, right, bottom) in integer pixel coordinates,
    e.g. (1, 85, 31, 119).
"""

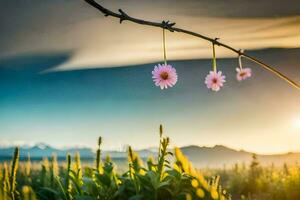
(84, 0, 300, 90)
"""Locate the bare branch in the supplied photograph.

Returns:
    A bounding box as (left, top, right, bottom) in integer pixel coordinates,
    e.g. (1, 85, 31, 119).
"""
(84, 0, 300, 90)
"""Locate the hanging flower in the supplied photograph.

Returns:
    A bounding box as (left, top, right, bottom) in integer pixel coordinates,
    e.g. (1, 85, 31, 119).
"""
(205, 42, 226, 92)
(236, 67, 252, 81)
(152, 64, 178, 89)
(205, 71, 226, 92)
(152, 28, 177, 89)
(236, 54, 252, 81)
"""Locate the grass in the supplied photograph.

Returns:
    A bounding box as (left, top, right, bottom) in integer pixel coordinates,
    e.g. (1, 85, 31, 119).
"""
(0, 125, 227, 200)
(1, 126, 300, 200)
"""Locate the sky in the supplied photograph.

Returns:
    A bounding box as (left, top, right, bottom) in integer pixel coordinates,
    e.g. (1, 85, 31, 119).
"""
(0, 0, 300, 154)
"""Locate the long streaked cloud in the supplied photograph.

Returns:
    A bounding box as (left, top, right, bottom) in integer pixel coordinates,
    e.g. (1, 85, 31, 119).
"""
(0, 1, 300, 71)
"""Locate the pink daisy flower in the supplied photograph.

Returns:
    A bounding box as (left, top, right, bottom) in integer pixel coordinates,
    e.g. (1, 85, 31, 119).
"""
(205, 71, 226, 92)
(152, 64, 178, 89)
(236, 67, 252, 81)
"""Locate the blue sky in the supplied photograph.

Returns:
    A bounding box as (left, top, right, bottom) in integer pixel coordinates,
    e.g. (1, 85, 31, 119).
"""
(0, 49, 299, 153)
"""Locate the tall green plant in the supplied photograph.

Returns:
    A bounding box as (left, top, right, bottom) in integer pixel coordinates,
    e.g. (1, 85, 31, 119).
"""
(40, 158, 49, 188)
(25, 153, 31, 185)
(9, 147, 19, 200)
(96, 137, 102, 173)
(65, 154, 72, 200)
(50, 154, 58, 188)
(1, 163, 9, 200)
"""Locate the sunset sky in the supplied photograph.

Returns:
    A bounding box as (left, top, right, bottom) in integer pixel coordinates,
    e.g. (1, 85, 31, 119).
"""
(0, 0, 299, 154)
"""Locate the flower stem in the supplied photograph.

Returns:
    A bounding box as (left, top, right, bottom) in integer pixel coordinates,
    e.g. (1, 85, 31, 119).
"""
(238, 55, 243, 70)
(163, 28, 167, 65)
(212, 43, 217, 72)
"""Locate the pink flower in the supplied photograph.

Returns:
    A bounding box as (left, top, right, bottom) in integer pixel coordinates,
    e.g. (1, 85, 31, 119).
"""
(236, 68, 252, 81)
(205, 71, 226, 91)
(152, 64, 178, 89)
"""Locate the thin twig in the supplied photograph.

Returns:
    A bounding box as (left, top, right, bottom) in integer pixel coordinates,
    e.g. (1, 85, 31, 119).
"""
(84, 0, 300, 90)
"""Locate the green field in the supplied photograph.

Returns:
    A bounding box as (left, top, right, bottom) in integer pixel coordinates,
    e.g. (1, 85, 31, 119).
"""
(1, 131, 300, 200)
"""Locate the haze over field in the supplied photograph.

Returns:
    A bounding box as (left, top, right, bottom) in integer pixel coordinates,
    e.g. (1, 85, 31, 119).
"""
(2, 143, 300, 168)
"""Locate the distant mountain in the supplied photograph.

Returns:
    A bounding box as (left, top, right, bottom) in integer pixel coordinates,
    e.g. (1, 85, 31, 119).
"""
(0, 143, 94, 159)
(0, 144, 155, 161)
(181, 145, 300, 167)
(1, 144, 300, 167)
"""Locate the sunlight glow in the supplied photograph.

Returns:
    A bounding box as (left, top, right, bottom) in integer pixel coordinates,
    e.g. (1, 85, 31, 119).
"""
(293, 118, 300, 129)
